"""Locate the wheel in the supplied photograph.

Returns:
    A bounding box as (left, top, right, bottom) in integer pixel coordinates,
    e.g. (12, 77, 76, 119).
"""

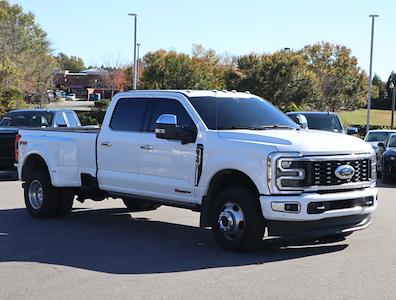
(382, 169, 391, 184)
(24, 170, 60, 218)
(122, 198, 161, 212)
(210, 187, 265, 252)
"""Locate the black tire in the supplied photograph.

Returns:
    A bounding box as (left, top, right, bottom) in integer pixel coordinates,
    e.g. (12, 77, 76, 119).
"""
(382, 170, 391, 184)
(56, 189, 74, 217)
(210, 187, 265, 252)
(122, 198, 161, 212)
(24, 169, 60, 218)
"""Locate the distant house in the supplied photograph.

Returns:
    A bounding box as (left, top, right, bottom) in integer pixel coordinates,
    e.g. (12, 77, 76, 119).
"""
(53, 69, 113, 99)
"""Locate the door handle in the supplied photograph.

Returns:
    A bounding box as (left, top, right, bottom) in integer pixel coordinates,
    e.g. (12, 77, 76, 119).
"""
(101, 141, 112, 147)
(140, 144, 153, 151)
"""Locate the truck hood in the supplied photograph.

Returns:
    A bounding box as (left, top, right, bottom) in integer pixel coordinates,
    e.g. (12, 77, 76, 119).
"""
(218, 129, 373, 155)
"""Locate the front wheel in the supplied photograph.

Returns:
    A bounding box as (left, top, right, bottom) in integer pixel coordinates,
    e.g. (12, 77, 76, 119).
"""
(210, 187, 265, 252)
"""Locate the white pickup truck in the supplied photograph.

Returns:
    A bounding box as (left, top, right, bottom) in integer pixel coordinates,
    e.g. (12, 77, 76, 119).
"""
(16, 90, 377, 251)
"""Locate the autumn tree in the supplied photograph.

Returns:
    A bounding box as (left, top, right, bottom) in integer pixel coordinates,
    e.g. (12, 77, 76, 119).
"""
(140, 45, 226, 90)
(56, 52, 85, 72)
(301, 42, 367, 111)
(226, 51, 321, 110)
(0, 0, 57, 105)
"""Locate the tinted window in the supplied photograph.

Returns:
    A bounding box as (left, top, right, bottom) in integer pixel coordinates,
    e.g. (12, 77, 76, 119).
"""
(0, 112, 53, 127)
(366, 132, 391, 142)
(65, 111, 79, 127)
(147, 99, 195, 132)
(110, 98, 149, 131)
(293, 113, 343, 132)
(55, 113, 67, 127)
(189, 97, 297, 130)
(388, 136, 396, 147)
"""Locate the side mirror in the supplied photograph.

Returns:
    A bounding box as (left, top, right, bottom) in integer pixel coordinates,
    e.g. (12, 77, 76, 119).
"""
(155, 114, 178, 140)
(347, 127, 358, 135)
(378, 142, 385, 148)
(155, 114, 198, 144)
(295, 114, 308, 129)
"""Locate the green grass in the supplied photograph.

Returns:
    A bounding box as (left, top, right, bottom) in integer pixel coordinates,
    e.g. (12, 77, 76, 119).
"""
(339, 109, 394, 127)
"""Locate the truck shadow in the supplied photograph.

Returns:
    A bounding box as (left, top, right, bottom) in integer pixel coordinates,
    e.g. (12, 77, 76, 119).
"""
(0, 207, 348, 274)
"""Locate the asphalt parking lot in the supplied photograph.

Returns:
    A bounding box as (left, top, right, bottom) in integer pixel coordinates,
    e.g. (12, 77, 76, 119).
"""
(0, 180, 395, 299)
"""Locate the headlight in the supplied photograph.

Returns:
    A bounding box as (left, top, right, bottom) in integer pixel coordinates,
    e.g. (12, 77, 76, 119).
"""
(268, 152, 305, 194)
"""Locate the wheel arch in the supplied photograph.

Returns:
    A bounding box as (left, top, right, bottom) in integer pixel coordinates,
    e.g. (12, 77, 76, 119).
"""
(21, 154, 51, 182)
(199, 169, 261, 227)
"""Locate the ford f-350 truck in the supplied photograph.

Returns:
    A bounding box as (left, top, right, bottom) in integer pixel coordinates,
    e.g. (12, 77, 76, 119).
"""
(16, 90, 377, 251)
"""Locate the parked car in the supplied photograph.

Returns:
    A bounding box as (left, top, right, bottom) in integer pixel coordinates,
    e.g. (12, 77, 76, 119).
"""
(376, 133, 396, 183)
(66, 93, 77, 101)
(0, 109, 81, 180)
(55, 90, 66, 99)
(287, 112, 358, 135)
(89, 93, 101, 101)
(15, 90, 377, 251)
(364, 129, 396, 153)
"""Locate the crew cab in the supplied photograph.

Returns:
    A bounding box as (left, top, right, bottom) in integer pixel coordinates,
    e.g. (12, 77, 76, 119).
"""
(0, 109, 81, 180)
(16, 91, 377, 251)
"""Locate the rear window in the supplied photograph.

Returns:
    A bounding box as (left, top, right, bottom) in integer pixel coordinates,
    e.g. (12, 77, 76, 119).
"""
(110, 98, 150, 131)
(366, 132, 390, 142)
(0, 112, 53, 127)
(299, 113, 342, 132)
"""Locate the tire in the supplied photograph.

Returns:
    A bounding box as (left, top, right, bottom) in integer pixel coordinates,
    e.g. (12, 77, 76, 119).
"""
(210, 187, 265, 252)
(122, 198, 161, 212)
(24, 169, 60, 218)
(382, 170, 391, 184)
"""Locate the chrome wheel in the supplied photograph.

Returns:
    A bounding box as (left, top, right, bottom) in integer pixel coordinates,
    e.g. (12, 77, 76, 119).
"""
(28, 180, 44, 209)
(218, 201, 245, 241)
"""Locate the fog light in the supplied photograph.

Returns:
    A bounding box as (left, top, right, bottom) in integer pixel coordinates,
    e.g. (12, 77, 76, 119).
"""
(281, 160, 293, 169)
(271, 202, 300, 213)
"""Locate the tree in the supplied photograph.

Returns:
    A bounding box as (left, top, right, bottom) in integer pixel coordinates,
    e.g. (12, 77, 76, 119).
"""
(301, 42, 367, 111)
(140, 45, 226, 90)
(0, 0, 57, 105)
(56, 52, 85, 72)
(101, 67, 126, 98)
(226, 51, 321, 110)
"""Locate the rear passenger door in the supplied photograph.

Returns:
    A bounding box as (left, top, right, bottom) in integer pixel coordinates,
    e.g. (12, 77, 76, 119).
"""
(97, 98, 150, 194)
(138, 98, 198, 203)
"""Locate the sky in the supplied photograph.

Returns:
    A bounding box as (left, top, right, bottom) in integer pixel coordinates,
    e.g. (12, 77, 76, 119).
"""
(9, 0, 396, 80)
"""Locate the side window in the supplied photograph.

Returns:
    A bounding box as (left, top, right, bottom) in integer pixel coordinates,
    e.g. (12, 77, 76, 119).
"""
(110, 98, 149, 131)
(55, 113, 67, 127)
(147, 99, 195, 132)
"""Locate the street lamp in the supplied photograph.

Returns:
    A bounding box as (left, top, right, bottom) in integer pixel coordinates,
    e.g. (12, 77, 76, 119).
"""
(390, 80, 396, 128)
(128, 13, 138, 90)
(366, 14, 379, 133)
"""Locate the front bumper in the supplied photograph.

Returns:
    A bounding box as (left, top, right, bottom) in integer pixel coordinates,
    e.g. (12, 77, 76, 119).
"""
(260, 187, 377, 237)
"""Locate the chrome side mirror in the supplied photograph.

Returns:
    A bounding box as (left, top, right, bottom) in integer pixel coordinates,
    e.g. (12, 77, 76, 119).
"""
(155, 114, 178, 140)
(295, 114, 308, 129)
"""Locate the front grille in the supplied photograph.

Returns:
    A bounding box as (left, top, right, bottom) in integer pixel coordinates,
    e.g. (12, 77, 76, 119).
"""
(303, 158, 371, 186)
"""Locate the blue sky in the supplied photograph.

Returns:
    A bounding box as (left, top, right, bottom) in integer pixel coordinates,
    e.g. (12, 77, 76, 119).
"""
(10, 0, 396, 80)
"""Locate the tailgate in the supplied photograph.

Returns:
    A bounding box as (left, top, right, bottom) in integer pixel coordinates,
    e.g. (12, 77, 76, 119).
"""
(0, 131, 17, 170)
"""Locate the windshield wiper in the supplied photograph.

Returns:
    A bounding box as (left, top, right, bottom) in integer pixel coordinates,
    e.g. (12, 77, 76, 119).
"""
(217, 126, 264, 130)
(259, 124, 295, 130)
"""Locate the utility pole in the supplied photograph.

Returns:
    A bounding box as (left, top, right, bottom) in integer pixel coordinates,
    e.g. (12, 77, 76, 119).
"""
(366, 14, 379, 133)
(128, 13, 138, 90)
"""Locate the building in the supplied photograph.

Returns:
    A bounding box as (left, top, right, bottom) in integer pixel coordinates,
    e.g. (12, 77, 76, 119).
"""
(53, 69, 113, 99)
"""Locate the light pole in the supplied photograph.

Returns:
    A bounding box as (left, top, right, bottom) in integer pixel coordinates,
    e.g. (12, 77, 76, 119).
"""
(137, 43, 141, 88)
(128, 13, 138, 90)
(366, 14, 379, 133)
(390, 80, 396, 128)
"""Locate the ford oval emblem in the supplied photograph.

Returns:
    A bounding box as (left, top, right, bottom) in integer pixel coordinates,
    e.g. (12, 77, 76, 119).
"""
(335, 165, 355, 180)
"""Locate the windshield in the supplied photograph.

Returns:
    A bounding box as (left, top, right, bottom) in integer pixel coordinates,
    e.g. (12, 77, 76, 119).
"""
(0, 112, 54, 127)
(188, 96, 298, 130)
(294, 113, 343, 132)
(366, 131, 390, 142)
(389, 136, 396, 147)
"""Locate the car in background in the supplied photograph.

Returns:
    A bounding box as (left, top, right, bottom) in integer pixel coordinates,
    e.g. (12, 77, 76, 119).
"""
(55, 90, 66, 99)
(0, 109, 81, 180)
(376, 133, 396, 183)
(89, 93, 101, 101)
(364, 129, 396, 153)
(287, 111, 358, 135)
(66, 93, 77, 101)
